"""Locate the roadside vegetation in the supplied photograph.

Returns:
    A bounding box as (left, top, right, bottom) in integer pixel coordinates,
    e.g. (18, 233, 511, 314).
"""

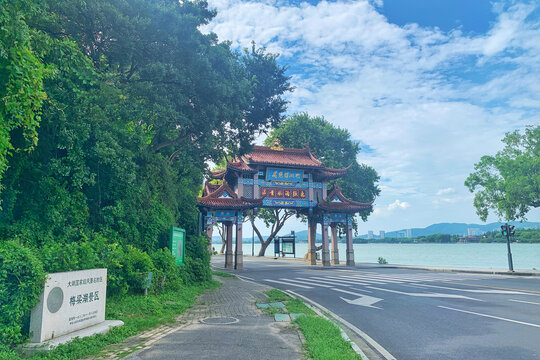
(0, 0, 290, 357)
(0, 281, 219, 360)
(211, 270, 237, 278)
(260, 289, 361, 360)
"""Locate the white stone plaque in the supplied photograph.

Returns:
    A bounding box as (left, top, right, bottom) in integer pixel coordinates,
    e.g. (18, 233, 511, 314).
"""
(30, 268, 107, 343)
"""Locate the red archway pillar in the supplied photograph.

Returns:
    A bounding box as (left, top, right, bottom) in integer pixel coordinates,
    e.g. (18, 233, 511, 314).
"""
(206, 224, 214, 253)
(321, 216, 330, 267)
(346, 216, 355, 266)
(235, 214, 243, 270)
(331, 224, 339, 265)
(225, 222, 234, 269)
(307, 217, 317, 265)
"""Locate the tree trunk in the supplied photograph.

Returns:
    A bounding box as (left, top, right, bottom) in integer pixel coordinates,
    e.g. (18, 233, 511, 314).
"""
(258, 241, 272, 257)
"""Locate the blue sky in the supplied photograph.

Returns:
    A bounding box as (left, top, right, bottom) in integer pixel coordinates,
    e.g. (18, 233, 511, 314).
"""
(203, 0, 540, 234)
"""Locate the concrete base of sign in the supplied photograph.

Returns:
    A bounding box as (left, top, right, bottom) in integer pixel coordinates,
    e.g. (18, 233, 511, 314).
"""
(23, 320, 124, 354)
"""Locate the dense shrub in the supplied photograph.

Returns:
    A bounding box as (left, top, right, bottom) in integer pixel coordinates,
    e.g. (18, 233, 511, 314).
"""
(180, 236, 211, 284)
(150, 248, 183, 293)
(0, 241, 45, 347)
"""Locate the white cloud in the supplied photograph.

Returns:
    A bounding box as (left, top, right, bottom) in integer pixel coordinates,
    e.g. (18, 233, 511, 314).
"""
(204, 0, 540, 230)
(388, 199, 411, 210)
(436, 188, 455, 196)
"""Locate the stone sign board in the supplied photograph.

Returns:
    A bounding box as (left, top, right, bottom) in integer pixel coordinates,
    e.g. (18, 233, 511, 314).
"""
(30, 268, 108, 343)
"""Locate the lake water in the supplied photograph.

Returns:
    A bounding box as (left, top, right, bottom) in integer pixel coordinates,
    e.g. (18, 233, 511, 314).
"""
(213, 242, 540, 270)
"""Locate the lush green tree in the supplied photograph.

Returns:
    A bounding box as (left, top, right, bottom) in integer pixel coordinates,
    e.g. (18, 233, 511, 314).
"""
(252, 113, 380, 256)
(0, 0, 48, 195)
(465, 126, 540, 222)
(0, 0, 291, 253)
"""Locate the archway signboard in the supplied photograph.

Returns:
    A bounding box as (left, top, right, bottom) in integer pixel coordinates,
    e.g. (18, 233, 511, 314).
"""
(197, 143, 373, 269)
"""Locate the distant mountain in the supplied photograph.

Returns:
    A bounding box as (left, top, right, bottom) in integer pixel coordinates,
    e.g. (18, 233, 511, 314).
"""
(363, 221, 540, 238)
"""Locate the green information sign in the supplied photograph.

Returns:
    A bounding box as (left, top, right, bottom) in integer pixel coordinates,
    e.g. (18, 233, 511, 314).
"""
(170, 227, 186, 265)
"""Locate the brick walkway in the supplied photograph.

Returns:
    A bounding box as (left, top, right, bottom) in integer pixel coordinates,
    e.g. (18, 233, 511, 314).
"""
(100, 276, 304, 360)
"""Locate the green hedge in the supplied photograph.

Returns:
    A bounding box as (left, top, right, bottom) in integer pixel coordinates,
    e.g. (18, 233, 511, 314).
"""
(0, 242, 46, 346)
(0, 233, 211, 349)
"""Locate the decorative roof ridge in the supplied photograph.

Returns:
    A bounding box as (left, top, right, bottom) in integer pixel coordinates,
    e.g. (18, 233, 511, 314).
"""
(227, 159, 257, 173)
(326, 184, 375, 206)
(200, 180, 238, 199)
(320, 163, 351, 173)
(203, 181, 220, 197)
(209, 168, 227, 179)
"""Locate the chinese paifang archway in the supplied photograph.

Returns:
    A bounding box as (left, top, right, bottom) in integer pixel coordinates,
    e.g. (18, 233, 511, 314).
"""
(197, 144, 373, 269)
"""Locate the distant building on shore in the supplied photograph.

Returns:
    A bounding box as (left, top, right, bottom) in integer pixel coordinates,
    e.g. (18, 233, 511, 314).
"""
(406, 228, 412, 238)
(368, 230, 374, 239)
(379, 230, 385, 239)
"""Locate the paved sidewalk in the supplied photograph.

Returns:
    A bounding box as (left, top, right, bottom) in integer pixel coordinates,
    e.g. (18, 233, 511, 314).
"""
(113, 277, 303, 360)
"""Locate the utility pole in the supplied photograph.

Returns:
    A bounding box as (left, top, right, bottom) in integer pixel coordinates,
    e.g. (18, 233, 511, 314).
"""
(501, 223, 515, 271)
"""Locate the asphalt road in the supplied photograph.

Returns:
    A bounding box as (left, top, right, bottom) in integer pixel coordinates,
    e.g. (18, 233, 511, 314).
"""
(213, 256, 540, 360)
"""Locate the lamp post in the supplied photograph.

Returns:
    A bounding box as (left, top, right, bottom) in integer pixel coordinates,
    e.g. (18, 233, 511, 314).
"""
(501, 223, 514, 271)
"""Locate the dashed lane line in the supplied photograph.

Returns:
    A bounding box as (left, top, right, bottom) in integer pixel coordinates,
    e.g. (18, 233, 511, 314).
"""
(509, 299, 540, 306)
(438, 306, 540, 328)
(444, 282, 540, 294)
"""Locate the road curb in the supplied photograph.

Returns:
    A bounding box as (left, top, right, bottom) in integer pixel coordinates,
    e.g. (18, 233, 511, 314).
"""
(282, 289, 397, 360)
(376, 264, 540, 277)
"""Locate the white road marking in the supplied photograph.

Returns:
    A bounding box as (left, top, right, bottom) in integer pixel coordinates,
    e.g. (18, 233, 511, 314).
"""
(285, 290, 397, 360)
(438, 306, 540, 328)
(236, 275, 255, 282)
(264, 279, 313, 288)
(350, 287, 373, 293)
(367, 286, 482, 301)
(408, 283, 537, 295)
(320, 276, 372, 286)
(331, 288, 383, 309)
(295, 277, 353, 287)
(509, 299, 540, 306)
(330, 274, 399, 284)
(325, 276, 391, 285)
(284, 278, 333, 288)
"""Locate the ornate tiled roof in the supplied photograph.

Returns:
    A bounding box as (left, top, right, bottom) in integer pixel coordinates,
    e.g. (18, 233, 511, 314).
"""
(197, 181, 262, 210)
(203, 182, 220, 197)
(317, 185, 374, 213)
(242, 145, 324, 168)
(209, 168, 227, 179)
(227, 159, 257, 173)
(314, 165, 350, 181)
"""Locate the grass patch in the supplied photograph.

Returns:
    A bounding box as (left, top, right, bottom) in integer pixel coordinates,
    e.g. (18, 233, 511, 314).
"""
(285, 298, 315, 316)
(257, 289, 360, 360)
(212, 270, 236, 278)
(295, 315, 361, 360)
(2, 281, 220, 360)
(264, 289, 290, 302)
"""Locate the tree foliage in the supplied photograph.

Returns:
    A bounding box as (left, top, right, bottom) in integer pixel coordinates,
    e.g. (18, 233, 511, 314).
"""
(0, 0, 48, 192)
(465, 126, 540, 222)
(0, 0, 291, 250)
(0, 0, 292, 347)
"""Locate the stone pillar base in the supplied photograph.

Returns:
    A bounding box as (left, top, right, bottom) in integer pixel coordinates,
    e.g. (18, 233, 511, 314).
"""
(346, 250, 355, 266)
(332, 250, 340, 265)
(322, 250, 331, 267)
(225, 251, 234, 269)
(235, 251, 243, 270)
(308, 250, 317, 265)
